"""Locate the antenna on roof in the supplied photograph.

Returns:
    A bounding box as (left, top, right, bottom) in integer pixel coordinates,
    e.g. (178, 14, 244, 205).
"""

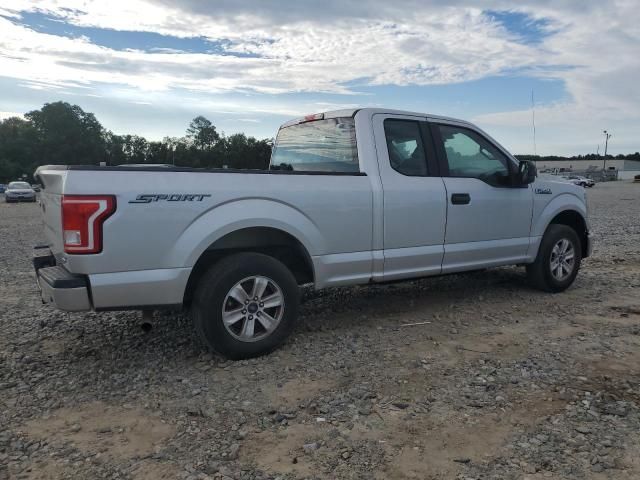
(531, 90, 537, 157)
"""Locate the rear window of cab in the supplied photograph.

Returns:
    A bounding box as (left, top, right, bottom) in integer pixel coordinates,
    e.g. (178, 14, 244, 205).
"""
(270, 118, 359, 173)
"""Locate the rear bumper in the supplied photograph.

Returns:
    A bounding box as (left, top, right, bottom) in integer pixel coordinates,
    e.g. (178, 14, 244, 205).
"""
(89, 267, 190, 310)
(34, 252, 92, 311)
(33, 248, 189, 311)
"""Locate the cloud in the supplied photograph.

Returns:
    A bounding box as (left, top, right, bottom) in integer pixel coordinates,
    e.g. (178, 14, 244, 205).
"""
(0, 0, 638, 153)
(471, 1, 639, 153)
(0, 111, 24, 120)
(0, 7, 545, 95)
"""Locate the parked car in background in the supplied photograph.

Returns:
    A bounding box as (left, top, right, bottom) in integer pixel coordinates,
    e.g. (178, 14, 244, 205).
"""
(0, 184, 6, 193)
(562, 175, 595, 188)
(5, 181, 37, 203)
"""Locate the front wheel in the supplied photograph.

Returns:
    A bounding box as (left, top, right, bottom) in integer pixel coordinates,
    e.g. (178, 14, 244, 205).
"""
(192, 252, 300, 360)
(526, 224, 582, 293)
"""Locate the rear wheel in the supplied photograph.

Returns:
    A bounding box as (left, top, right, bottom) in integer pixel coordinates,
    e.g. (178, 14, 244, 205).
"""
(526, 224, 582, 292)
(192, 252, 300, 359)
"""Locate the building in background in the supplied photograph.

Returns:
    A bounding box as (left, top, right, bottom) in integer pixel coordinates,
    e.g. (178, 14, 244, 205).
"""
(535, 159, 640, 180)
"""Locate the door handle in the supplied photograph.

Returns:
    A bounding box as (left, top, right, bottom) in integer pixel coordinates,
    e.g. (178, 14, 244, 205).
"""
(451, 193, 470, 205)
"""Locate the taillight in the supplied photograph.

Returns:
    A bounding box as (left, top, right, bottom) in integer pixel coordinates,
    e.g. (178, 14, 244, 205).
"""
(61, 195, 116, 254)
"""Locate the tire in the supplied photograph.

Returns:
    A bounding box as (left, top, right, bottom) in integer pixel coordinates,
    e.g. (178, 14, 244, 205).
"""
(526, 224, 582, 293)
(192, 252, 300, 360)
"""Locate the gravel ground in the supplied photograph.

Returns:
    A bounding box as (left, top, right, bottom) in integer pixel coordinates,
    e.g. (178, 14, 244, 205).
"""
(1, 181, 639, 480)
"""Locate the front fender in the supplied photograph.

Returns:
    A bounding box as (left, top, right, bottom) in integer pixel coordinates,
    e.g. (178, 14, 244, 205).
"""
(531, 192, 588, 238)
(168, 198, 324, 268)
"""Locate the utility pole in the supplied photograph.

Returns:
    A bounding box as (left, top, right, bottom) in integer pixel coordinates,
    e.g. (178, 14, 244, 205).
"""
(603, 130, 611, 170)
(531, 90, 537, 157)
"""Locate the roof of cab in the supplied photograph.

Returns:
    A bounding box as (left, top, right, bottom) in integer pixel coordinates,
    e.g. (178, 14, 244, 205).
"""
(279, 107, 474, 129)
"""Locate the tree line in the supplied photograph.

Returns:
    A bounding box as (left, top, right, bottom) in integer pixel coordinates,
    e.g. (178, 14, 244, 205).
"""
(516, 152, 640, 162)
(0, 101, 272, 182)
(2, 101, 639, 183)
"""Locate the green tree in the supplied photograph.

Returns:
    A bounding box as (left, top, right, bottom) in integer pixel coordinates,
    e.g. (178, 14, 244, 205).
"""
(25, 101, 106, 165)
(104, 132, 127, 165)
(121, 135, 148, 164)
(146, 141, 169, 164)
(218, 133, 272, 170)
(0, 101, 275, 180)
(0, 116, 39, 180)
(186, 116, 220, 150)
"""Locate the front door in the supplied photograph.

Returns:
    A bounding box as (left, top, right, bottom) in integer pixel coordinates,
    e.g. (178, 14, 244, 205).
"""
(430, 122, 534, 272)
(372, 114, 447, 281)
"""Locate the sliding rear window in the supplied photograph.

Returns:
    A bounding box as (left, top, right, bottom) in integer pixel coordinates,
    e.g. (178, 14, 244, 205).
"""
(270, 118, 359, 173)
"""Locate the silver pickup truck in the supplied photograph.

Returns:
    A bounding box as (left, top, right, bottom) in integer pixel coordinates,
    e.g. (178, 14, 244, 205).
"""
(34, 108, 592, 359)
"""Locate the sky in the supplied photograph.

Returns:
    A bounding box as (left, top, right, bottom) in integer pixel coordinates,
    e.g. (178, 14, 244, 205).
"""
(0, 1, 638, 156)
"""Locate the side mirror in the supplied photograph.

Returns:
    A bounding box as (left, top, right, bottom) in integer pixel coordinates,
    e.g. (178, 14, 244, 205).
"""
(517, 160, 537, 185)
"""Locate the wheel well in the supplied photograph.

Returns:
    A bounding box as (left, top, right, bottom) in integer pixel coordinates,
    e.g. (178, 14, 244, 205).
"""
(549, 210, 589, 258)
(183, 227, 314, 305)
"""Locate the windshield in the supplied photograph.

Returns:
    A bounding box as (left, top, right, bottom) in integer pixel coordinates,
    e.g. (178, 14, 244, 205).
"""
(9, 182, 31, 189)
(270, 118, 359, 173)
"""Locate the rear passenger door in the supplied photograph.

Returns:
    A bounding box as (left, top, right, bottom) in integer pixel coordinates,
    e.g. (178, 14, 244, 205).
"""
(430, 121, 533, 272)
(372, 114, 447, 280)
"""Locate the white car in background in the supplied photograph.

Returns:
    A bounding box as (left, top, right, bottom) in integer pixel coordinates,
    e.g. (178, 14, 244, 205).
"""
(562, 175, 595, 188)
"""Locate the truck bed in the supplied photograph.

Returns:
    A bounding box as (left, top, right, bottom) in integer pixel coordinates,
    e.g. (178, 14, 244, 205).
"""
(35, 164, 375, 308)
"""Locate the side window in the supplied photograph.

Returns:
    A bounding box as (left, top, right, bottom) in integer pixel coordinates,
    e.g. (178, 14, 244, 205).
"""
(437, 125, 511, 186)
(383, 119, 428, 176)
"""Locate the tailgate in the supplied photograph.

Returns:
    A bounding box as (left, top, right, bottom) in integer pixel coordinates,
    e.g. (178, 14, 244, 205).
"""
(34, 166, 68, 256)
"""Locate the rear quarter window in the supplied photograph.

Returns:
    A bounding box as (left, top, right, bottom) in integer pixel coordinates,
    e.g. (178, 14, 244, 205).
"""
(270, 118, 359, 173)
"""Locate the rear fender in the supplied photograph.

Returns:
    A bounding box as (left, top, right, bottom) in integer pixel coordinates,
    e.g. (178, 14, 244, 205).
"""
(169, 198, 324, 268)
